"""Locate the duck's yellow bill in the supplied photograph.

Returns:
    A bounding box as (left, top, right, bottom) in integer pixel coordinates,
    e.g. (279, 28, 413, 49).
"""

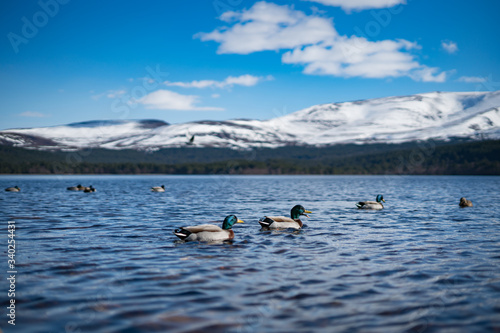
(304, 210, 312, 214)
(236, 219, 244, 223)
(382, 199, 386, 202)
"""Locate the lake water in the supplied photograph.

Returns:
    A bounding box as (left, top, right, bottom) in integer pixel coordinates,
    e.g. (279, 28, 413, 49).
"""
(1, 175, 499, 333)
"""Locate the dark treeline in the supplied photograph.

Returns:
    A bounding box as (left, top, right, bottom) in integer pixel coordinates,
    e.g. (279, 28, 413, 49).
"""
(1, 140, 499, 175)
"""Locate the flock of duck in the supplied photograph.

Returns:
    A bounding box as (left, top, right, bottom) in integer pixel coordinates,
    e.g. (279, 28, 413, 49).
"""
(5, 184, 474, 242)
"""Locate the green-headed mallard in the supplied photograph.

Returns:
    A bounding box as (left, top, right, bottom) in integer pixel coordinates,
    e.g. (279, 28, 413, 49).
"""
(356, 195, 385, 210)
(5, 186, 20, 192)
(83, 185, 96, 193)
(258, 205, 312, 230)
(459, 197, 473, 207)
(174, 215, 244, 242)
(151, 185, 165, 192)
(67, 184, 84, 191)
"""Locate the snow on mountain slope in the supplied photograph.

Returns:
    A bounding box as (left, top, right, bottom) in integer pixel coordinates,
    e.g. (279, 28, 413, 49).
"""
(265, 91, 500, 144)
(1, 91, 499, 151)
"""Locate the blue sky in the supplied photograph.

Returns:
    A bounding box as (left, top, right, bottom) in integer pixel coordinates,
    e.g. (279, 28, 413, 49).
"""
(1, 0, 499, 129)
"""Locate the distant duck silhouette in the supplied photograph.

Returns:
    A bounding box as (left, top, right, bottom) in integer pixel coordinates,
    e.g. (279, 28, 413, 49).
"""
(356, 195, 385, 210)
(5, 186, 20, 192)
(67, 184, 84, 191)
(459, 197, 473, 207)
(151, 185, 165, 192)
(83, 185, 96, 193)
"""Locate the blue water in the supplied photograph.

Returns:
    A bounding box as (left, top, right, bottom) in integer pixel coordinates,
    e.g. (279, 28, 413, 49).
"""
(1, 175, 499, 333)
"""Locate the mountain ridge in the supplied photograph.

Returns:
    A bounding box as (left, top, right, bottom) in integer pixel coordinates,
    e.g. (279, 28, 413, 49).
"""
(1, 91, 499, 151)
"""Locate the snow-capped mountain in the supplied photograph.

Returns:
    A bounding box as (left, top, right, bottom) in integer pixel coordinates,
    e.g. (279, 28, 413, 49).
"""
(2, 91, 500, 151)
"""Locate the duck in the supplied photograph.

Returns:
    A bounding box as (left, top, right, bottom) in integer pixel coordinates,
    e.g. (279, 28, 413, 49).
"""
(459, 197, 473, 207)
(151, 185, 165, 192)
(258, 205, 312, 230)
(83, 185, 96, 193)
(356, 195, 385, 210)
(174, 215, 244, 242)
(67, 184, 84, 191)
(5, 186, 20, 192)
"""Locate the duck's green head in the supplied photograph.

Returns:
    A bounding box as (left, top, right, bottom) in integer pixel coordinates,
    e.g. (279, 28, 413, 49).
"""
(291, 205, 312, 219)
(222, 215, 244, 230)
(376, 195, 385, 203)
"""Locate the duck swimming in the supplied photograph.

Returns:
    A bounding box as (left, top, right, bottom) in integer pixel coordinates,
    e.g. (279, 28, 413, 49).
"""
(151, 185, 165, 192)
(356, 195, 385, 210)
(258, 205, 312, 230)
(459, 197, 473, 207)
(5, 186, 20, 192)
(174, 215, 244, 242)
(83, 185, 96, 193)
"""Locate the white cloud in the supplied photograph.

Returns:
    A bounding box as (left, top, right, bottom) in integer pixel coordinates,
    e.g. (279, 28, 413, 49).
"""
(304, 0, 406, 11)
(166, 80, 219, 89)
(225, 74, 267, 86)
(165, 74, 273, 89)
(91, 89, 127, 100)
(139, 90, 223, 111)
(106, 90, 127, 98)
(138, 77, 155, 84)
(19, 111, 49, 118)
(196, 1, 337, 54)
(282, 37, 422, 79)
(441, 40, 458, 54)
(457, 76, 486, 83)
(198, 2, 446, 82)
(211, 94, 221, 98)
(409, 66, 447, 82)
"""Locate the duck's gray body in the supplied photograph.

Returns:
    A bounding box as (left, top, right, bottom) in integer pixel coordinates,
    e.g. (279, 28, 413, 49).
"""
(5, 186, 20, 192)
(151, 185, 165, 192)
(356, 201, 384, 210)
(259, 216, 302, 229)
(175, 224, 235, 241)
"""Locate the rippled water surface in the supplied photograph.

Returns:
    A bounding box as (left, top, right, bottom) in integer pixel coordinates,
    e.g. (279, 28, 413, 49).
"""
(1, 175, 500, 333)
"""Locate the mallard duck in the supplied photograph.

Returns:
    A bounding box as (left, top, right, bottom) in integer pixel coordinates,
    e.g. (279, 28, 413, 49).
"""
(83, 185, 96, 193)
(174, 215, 244, 242)
(151, 185, 165, 192)
(258, 205, 312, 230)
(356, 195, 385, 210)
(5, 186, 20, 192)
(67, 184, 84, 191)
(459, 197, 473, 207)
